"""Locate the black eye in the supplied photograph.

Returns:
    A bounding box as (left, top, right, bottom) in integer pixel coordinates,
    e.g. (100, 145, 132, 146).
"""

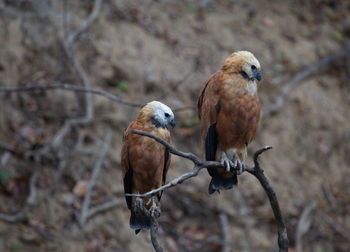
(164, 113, 170, 118)
(251, 65, 257, 70)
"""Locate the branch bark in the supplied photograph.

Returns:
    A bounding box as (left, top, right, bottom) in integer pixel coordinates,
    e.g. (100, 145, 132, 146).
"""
(135, 198, 163, 252)
(79, 130, 112, 226)
(263, 41, 350, 116)
(0, 83, 143, 108)
(127, 130, 289, 252)
(51, 0, 102, 148)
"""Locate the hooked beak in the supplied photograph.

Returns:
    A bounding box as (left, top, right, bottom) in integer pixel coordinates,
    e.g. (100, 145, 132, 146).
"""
(169, 119, 176, 128)
(252, 68, 262, 81)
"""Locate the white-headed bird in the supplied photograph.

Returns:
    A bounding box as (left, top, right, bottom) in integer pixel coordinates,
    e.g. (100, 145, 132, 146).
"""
(197, 51, 262, 194)
(121, 101, 175, 233)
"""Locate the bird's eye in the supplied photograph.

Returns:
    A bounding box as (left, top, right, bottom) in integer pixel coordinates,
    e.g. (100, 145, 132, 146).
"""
(164, 113, 170, 118)
(251, 65, 257, 70)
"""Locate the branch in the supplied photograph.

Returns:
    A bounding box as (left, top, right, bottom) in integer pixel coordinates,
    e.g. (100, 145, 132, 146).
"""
(79, 130, 112, 226)
(0, 83, 143, 108)
(125, 130, 252, 198)
(51, 0, 102, 148)
(135, 198, 163, 252)
(263, 41, 350, 116)
(295, 201, 317, 252)
(86, 198, 123, 220)
(245, 146, 288, 252)
(126, 130, 289, 252)
(219, 211, 231, 252)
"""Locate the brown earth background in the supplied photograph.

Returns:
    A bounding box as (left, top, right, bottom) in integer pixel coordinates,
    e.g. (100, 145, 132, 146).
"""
(0, 0, 349, 251)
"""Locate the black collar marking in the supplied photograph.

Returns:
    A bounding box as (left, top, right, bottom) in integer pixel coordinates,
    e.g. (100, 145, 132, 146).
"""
(240, 71, 250, 80)
(151, 118, 168, 129)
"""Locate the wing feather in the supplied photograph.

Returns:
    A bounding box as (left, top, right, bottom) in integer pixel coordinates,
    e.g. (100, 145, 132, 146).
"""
(121, 122, 135, 210)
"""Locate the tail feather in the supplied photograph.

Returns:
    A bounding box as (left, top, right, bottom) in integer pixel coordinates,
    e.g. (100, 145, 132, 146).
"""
(130, 212, 151, 235)
(208, 174, 237, 194)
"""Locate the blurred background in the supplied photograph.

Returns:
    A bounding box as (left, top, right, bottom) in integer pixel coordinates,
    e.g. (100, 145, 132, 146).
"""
(0, 0, 349, 251)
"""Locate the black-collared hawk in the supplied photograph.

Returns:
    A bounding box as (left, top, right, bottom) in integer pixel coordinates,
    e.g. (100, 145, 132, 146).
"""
(197, 51, 262, 194)
(121, 101, 175, 234)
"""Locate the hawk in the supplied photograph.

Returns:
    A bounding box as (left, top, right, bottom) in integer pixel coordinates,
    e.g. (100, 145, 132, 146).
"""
(197, 51, 262, 194)
(121, 101, 175, 233)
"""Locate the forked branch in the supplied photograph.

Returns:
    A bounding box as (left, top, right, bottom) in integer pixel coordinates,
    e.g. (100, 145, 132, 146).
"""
(127, 130, 289, 252)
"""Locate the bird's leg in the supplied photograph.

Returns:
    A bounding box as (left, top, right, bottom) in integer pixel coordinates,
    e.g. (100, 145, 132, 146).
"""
(231, 153, 243, 175)
(221, 151, 234, 172)
(147, 196, 161, 218)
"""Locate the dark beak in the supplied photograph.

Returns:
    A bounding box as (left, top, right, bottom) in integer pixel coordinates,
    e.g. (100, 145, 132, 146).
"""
(252, 68, 262, 81)
(169, 119, 176, 128)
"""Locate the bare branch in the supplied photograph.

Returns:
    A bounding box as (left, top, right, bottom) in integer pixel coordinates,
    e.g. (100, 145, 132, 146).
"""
(51, 0, 103, 148)
(79, 130, 112, 226)
(219, 211, 231, 252)
(126, 130, 289, 252)
(65, 0, 103, 46)
(135, 198, 163, 252)
(86, 198, 123, 220)
(246, 147, 289, 252)
(0, 83, 143, 108)
(125, 130, 252, 198)
(263, 41, 350, 116)
(296, 201, 317, 252)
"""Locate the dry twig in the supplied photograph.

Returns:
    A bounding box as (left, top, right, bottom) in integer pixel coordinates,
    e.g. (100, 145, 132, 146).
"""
(295, 201, 317, 252)
(79, 130, 112, 226)
(0, 83, 143, 108)
(135, 198, 163, 252)
(127, 130, 289, 252)
(52, 0, 102, 148)
(86, 198, 123, 220)
(219, 211, 231, 252)
(263, 41, 350, 116)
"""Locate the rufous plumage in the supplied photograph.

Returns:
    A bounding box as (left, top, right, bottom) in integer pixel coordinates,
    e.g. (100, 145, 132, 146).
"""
(197, 51, 262, 194)
(121, 101, 175, 233)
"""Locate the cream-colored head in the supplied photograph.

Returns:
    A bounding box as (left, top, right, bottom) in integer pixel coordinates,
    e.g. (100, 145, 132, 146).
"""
(221, 51, 262, 81)
(139, 101, 176, 129)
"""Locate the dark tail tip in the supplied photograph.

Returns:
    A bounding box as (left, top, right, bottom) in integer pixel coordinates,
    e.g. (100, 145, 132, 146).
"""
(208, 175, 237, 194)
(130, 212, 151, 234)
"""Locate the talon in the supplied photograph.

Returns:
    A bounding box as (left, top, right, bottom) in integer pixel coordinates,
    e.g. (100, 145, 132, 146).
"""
(149, 196, 161, 218)
(221, 152, 233, 172)
(236, 160, 243, 175)
(232, 159, 243, 175)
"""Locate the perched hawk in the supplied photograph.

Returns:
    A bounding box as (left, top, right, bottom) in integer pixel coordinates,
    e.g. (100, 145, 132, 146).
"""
(197, 51, 262, 194)
(121, 101, 175, 234)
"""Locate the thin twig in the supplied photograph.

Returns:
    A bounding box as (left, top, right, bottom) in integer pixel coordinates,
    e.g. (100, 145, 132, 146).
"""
(263, 41, 350, 116)
(135, 198, 163, 252)
(125, 130, 253, 198)
(86, 198, 123, 220)
(246, 146, 289, 252)
(295, 201, 317, 252)
(0, 83, 143, 108)
(126, 130, 289, 252)
(219, 211, 231, 252)
(51, 0, 103, 148)
(79, 130, 112, 226)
